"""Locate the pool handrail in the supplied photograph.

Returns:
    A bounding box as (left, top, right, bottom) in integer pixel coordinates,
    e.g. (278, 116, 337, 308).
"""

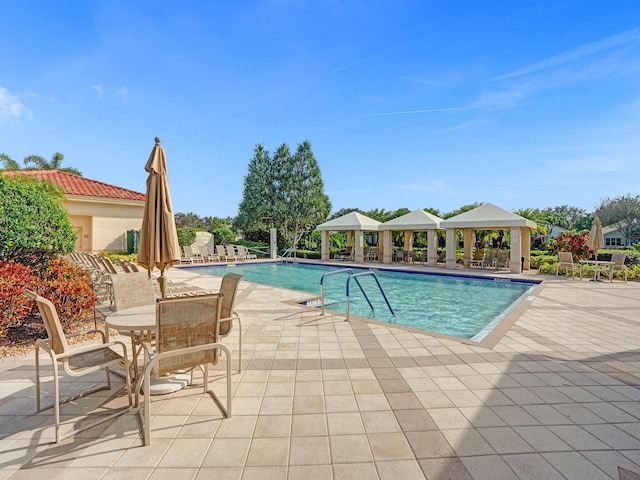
(320, 268, 354, 315)
(346, 271, 395, 322)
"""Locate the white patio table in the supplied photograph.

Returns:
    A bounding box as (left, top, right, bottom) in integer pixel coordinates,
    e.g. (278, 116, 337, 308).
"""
(579, 259, 613, 281)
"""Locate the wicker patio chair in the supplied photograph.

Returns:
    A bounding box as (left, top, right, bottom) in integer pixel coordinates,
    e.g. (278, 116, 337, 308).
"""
(24, 289, 133, 444)
(556, 251, 578, 279)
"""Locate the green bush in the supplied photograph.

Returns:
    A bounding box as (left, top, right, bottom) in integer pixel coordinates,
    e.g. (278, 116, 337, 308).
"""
(0, 175, 75, 264)
(211, 227, 235, 245)
(177, 227, 197, 246)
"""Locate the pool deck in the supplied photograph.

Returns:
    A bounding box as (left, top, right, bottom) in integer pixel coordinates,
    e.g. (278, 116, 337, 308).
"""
(2, 260, 640, 479)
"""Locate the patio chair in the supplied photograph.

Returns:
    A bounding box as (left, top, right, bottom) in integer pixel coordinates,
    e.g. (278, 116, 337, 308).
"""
(24, 289, 133, 444)
(482, 248, 499, 269)
(556, 251, 578, 279)
(468, 248, 485, 268)
(496, 249, 510, 270)
(136, 293, 232, 445)
(110, 272, 157, 376)
(601, 252, 628, 282)
(214, 273, 244, 373)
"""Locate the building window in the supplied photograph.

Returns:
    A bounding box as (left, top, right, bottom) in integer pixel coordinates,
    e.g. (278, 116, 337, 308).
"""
(605, 237, 622, 246)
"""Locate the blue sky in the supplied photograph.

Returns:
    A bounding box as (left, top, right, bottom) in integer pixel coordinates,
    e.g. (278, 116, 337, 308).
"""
(1, 1, 639, 219)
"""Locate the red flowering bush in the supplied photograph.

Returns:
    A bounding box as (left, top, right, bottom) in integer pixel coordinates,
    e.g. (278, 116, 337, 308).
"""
(39, 258, 97, 329)
(546, 230, 591, 260)
(0, 258, 97, 338)
(0, 261, 40, 337)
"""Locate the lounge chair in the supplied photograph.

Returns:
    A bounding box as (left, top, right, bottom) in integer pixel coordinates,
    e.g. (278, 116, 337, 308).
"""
(24, 289, 133, 444)
(236, 244, 257, 260)
(556, 251, 578, 279)
(136, 293, 232, 445)
(226, 245, 241, 262)
(183, 245, 205, 263)
(196, 245, 220, 262)
(216, 244, 234, 262)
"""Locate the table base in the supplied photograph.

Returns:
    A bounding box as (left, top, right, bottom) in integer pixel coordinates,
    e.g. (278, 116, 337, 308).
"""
(148, 373, 190, 395)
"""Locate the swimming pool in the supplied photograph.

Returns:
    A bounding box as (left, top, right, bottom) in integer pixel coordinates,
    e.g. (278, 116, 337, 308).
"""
(187, 262, 538, 341)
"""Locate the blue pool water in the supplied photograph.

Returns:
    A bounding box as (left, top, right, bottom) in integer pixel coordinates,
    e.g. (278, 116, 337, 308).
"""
(187, 262, 538, 340)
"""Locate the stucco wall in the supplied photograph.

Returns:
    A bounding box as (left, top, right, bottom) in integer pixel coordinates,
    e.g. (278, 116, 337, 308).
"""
(64, 196, 144, 253)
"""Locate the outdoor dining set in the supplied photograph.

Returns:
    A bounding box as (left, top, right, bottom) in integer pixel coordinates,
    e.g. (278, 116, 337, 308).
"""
(27, 263, 243, 446)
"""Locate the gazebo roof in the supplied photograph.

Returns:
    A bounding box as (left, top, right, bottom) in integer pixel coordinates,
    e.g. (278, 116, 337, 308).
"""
(379, 209, 443, 231)
(440, 202, 536, 229)
(316, 211, 381, 231)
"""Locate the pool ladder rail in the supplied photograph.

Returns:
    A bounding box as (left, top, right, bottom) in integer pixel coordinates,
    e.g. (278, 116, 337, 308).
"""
(319, 268, 395, 321)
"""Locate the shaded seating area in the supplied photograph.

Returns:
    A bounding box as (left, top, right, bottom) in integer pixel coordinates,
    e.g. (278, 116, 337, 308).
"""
(316, 211, 382, 263)
(379, 209, 443, 266)
(440, 203, 535, 273)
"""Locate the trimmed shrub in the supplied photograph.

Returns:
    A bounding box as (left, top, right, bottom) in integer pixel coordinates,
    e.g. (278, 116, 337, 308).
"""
(0, 175, 75, 264)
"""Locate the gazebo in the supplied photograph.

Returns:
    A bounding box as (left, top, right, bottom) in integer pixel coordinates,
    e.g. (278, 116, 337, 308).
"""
(378, 209, 443, 266)
(439, 203, 536, 273)
(316, 212, 381, 263)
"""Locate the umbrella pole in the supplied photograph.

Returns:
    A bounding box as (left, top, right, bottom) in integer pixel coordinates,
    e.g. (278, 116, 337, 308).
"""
(159, 270, 167, 298)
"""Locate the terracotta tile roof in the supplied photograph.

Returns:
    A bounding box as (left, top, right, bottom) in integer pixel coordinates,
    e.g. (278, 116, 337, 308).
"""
(3, 170, 146, 202)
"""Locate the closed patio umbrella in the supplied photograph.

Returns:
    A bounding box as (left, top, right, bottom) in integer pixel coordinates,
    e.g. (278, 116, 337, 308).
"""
(588, 215, 604, 259)
(137, 137, 182, 297)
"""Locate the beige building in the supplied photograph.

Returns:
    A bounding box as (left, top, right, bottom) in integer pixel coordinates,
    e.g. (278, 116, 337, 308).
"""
(4, 170, 145, 253)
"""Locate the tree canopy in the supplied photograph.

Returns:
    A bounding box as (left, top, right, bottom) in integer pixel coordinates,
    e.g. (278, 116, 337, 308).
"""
(0, 151, 82, 176)
(596, 194, 640, 244)
(234, 141, 331, 249)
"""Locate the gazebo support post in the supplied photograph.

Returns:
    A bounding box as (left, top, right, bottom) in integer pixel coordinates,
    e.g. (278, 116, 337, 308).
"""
(463, 229, 473, 266)
(445, 228, 456, 270)
(510, 227, 522, 273)
(382, 231, 392, 264)
(321, 230, 330, 261)
(354, 230, 364, 263)
(427, 229, 437, 267)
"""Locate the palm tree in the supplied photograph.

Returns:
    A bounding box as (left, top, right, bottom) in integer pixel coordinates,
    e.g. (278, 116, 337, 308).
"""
(0, 153, 21, 170)
(23, 151, 82, 176)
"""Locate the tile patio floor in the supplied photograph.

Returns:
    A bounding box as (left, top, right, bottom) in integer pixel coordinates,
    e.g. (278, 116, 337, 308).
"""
(1, 261, 640, 479)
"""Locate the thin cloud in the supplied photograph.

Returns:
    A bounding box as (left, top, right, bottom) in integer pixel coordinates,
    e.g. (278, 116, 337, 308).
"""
(116, 86, 129, 101)
(495, 28, 640, 81)
(92, 85, 104, 99)
(0, 87, 32, 122)
(357, 105, 487, 118)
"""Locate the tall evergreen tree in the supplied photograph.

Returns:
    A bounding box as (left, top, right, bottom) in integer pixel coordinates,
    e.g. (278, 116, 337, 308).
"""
(234, 140, 331, 250)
